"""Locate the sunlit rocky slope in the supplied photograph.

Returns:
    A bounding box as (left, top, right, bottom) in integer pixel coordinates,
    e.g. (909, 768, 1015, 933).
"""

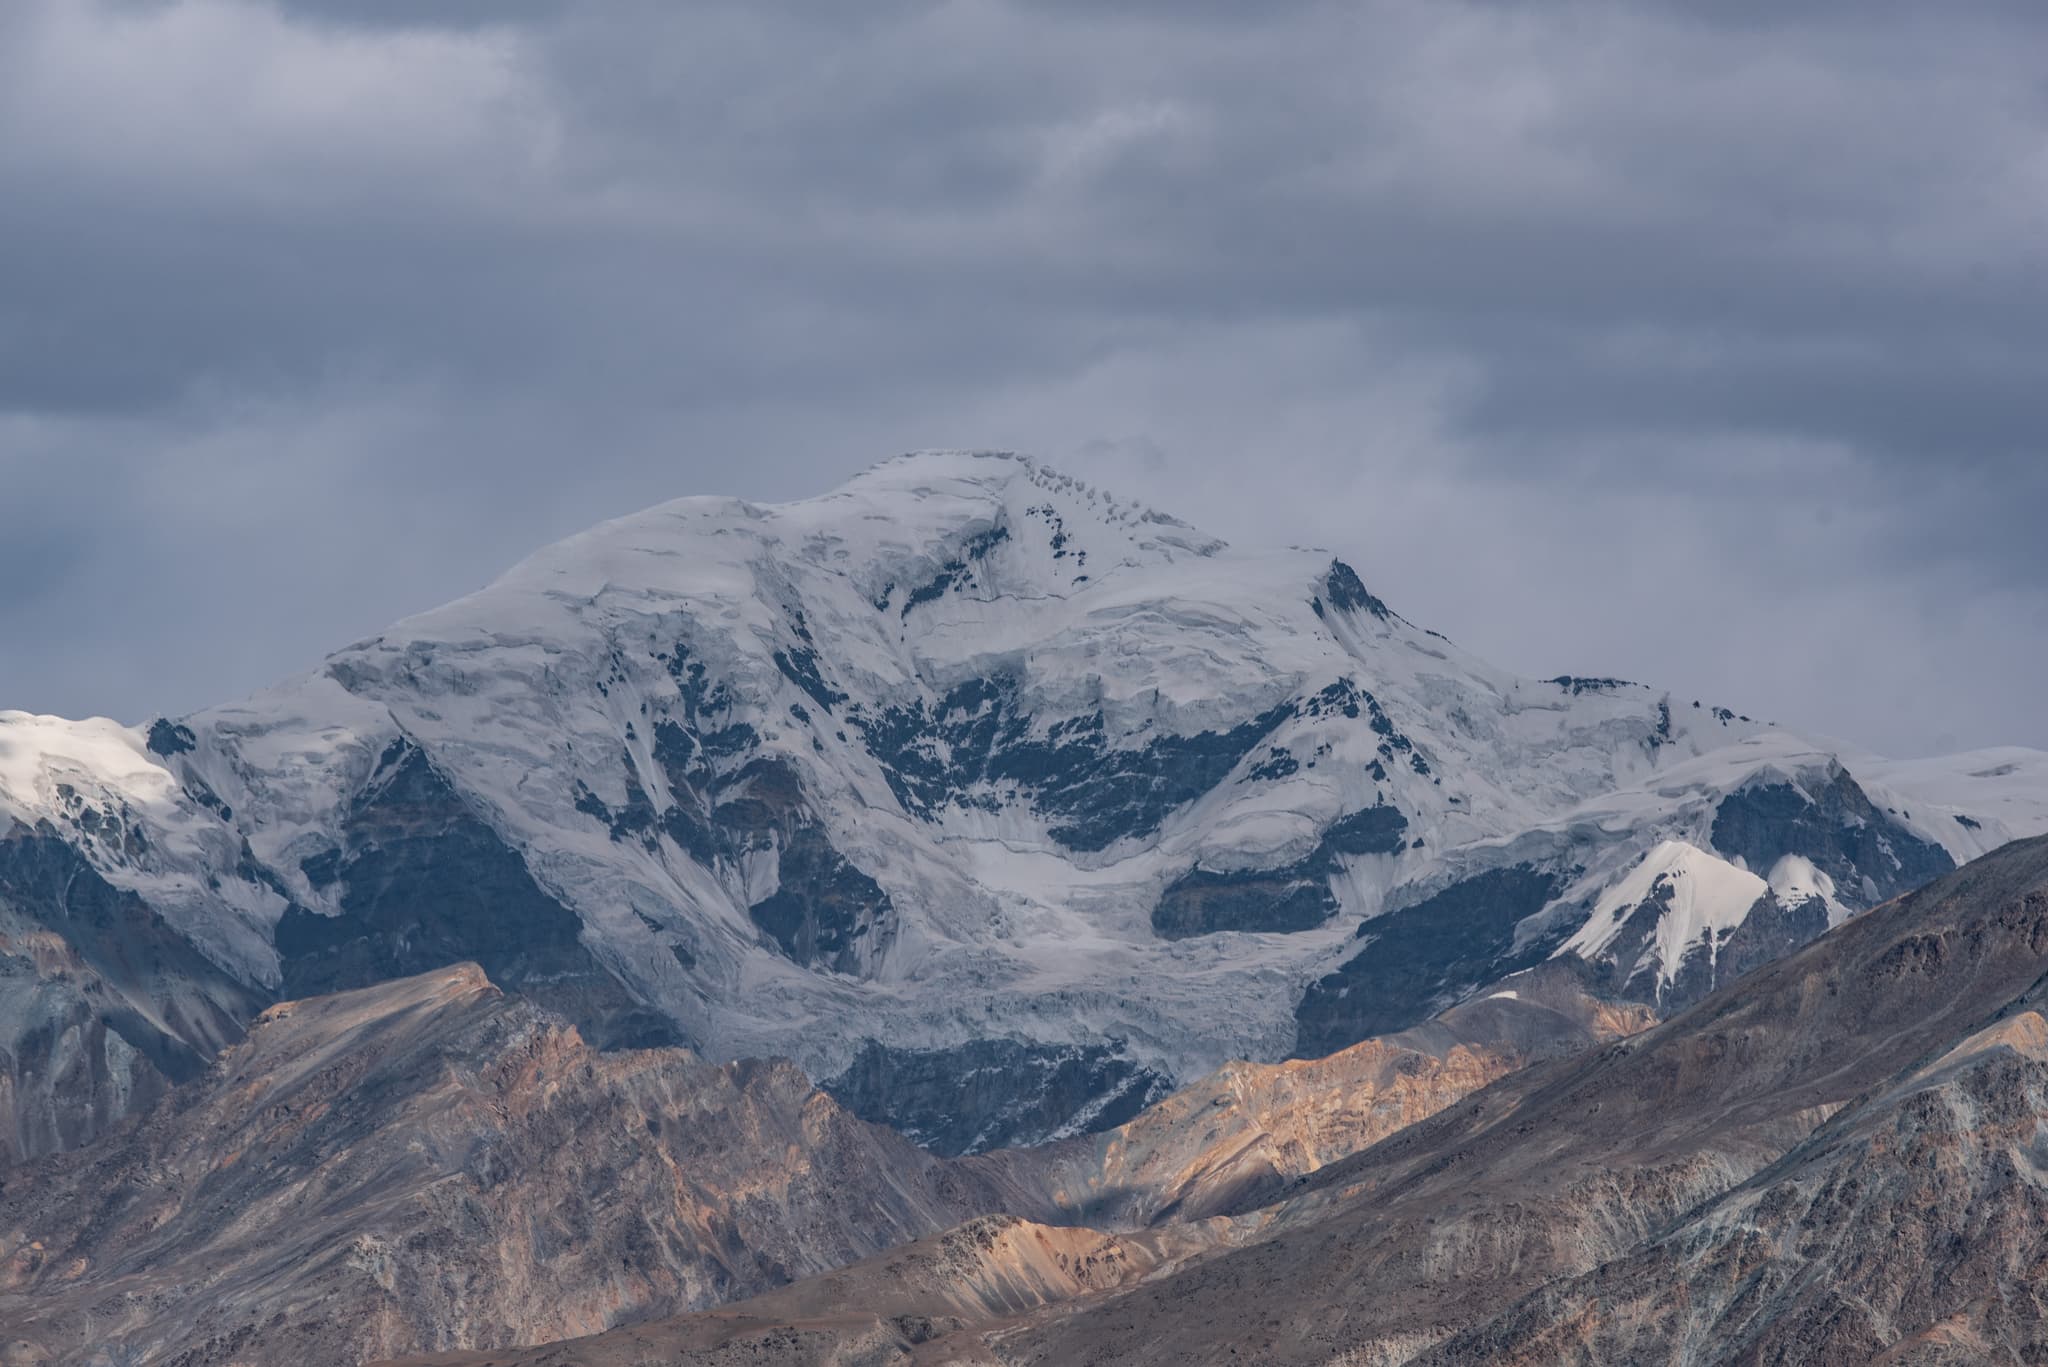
(0, 959, 1640, 1363)
(406, 834, 2048, 1366)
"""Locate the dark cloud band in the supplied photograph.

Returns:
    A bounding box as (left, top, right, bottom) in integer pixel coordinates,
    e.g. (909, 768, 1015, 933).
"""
(2, 0, 2042, 756)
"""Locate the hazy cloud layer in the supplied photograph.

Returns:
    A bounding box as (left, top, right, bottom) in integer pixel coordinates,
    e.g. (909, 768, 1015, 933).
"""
(4, 0, 2044, 755)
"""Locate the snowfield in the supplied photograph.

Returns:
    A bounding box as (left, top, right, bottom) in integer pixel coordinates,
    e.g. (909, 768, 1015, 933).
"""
(5, 451, 2044, 1149)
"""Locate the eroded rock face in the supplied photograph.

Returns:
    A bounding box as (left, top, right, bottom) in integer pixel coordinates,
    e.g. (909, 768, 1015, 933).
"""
(365, 964, 1654, 1367)
(276, 742, 676, 1049)
(390, 1216, 1212, 1367)
(972, 960, 1658, 1230)
(0, 947, 1647, 1366)
(0, 822, 257, 1166)
(1711, 764, 1954, 903)
(825, 1038, 1171, 1157)
(3, 453, 2037, 1163)
(852, 668, 1301, 855)
(0, 966, 1020, 1366)
(1152, 803, 1409, 940)
(1292, 865, 1565, 1057)
(1427, 1019, 2048, 1365)
(996, 834, 2048, 1366)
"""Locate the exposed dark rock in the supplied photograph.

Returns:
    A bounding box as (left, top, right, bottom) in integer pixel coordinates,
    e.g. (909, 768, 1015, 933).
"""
(1152, 863, 1338, 940)
(900, 523, 1011, 616)
(145, 719, 196, 757)
(772, 645, 848, 712)
(1152, 804, 1408, 940)
(272, 742, 678, 1049)
(1292, 864, 1566, 1056)
(1318, 559, 1393, 622)
(0, 823, 258, 1163)
(1321, 805, 1413, 857)
(42, 782, 151, 863)
(638, 704, 893, 975)
(573, 749, 660, 848)
(1650, 697, 1673, 748)
(297, 847, 341, 890)
(1244, 746, 1299, 782)
(824, 1037, 1172, 1155)
(744, 807, 891, 973)
(1547, 675, 1639, 696)
(179, 771, 232, 822)
(1704, 887, 1832, 989)
(1572, 877, 1833, 1013)
(852, 672, 1297, 853)
(1300, 679, 1362, 721)
(1294, 676, 1433, 780)
(1710, 765, 1954, 905)
(1027, 503, 1075, 561)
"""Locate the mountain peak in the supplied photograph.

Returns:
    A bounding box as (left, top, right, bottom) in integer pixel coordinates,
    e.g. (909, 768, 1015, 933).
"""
(5, 453, 2047, 1176)
(829, 448, 1229, 557)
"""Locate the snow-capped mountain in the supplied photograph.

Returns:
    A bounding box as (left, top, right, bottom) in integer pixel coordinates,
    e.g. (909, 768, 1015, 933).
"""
(4, 450, 2044, 1155)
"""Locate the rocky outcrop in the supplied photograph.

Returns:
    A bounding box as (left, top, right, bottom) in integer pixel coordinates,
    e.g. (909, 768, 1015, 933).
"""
(372, 965, 1655, 1367)
(0, 966, 1023, 1366)
(849, 669, 1299, 855)
(277, 741, 676, 1048)
(825, 1037, 1171, 1157)
(974, 960, 1656, 1229)
(389, 1215, 1212, 1367)
(1429, 1013, 2048, 1364)
(997, 834, 2048, 1365)
(0, 947, 1648, 1365)
(0, 822, 257, 1166)
(1151, 802, 1409, 940)
(1710, 763, 1954, 904)
(1292, 864, 1565, 1057)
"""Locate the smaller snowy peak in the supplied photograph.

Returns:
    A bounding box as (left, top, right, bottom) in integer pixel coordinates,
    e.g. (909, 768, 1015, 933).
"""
(1561, 839, 1769, 990)
(1314, 559, 1400, 626)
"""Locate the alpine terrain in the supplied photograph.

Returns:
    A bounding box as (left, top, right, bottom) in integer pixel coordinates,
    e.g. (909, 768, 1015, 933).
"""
(412, 831, 2048, 1366)
(3, 451, 2047, 1365)
(2, 450, 2044, 1168)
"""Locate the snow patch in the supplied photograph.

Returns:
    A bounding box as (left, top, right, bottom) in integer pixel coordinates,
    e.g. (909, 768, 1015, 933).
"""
(1561, 840, 1768, 988)
(1766, 853, 1843, 924)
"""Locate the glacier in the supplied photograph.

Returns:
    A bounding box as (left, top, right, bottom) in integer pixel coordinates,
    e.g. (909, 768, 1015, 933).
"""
(3, 450, 2043, 1154)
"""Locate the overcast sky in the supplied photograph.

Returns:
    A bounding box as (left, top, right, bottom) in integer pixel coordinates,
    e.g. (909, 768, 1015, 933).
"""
(4, 0, 2044, 757)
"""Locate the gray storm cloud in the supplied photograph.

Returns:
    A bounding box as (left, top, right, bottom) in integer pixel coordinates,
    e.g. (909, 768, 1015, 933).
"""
(2, 0, 2043, 755)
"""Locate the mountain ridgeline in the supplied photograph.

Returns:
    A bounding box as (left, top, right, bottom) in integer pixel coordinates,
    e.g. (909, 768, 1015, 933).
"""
(252, 833, 2048, 1367)
(1, 451, 2041, 1164)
